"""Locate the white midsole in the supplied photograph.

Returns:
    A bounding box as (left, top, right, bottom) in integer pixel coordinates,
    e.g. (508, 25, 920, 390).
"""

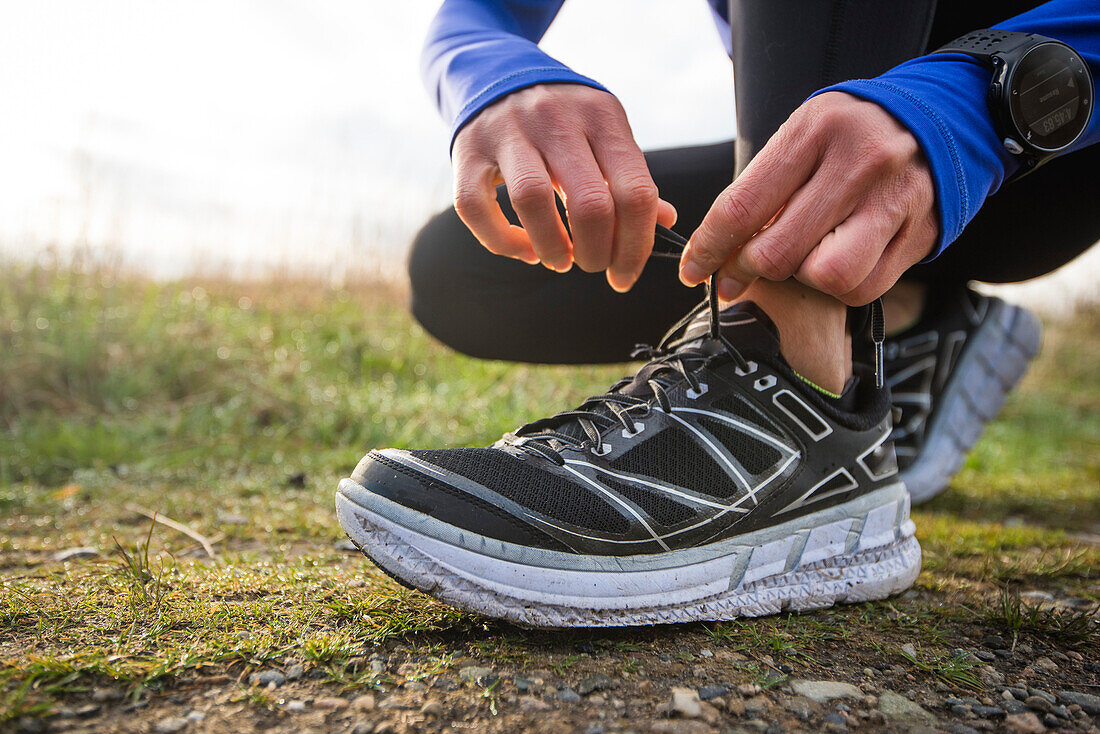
(335, 481, 914, 613)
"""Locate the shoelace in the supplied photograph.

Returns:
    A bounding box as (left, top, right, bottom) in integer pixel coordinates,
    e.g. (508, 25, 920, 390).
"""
(504, 225, 885, 464)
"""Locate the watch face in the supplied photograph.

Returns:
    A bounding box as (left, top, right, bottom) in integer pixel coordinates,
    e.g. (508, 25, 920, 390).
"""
(1008, 42, 1092, 151)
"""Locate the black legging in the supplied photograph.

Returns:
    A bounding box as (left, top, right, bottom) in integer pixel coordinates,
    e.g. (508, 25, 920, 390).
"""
(409, 0, 1100, 364)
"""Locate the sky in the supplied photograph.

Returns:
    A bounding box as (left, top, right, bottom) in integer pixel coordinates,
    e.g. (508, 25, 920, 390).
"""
(0, 1, 1095, 310)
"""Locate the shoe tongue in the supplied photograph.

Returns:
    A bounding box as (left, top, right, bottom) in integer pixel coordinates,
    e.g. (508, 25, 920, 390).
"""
(681, 300, 782, 357)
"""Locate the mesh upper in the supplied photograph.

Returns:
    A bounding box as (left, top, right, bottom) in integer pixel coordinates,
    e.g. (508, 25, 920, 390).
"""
(611, 427, 742, 501)
(599, 476, 697, 528)
(697, 418, 782, 475)
(411, 449, 630, 535)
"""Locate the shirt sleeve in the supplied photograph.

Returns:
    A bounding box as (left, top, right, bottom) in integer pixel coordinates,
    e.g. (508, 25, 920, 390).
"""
(421, 0, 611, 150)
(814, 0, 1099, 259)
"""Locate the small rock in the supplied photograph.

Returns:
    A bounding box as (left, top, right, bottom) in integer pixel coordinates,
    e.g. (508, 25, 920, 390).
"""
(1033, 657, 1057, 673)
(558, 688, 581, 703)
(789, 680, 862, 704)
(862, 667, 875, 677)
(153, 718, 189, 733)
(514, 676, 532, 692)
(697, 685, 727, 701)
(576, 674, 612, 695)
(1024, 696, 1052, 713)
(349, 724, 373, 734)
(1008, 688, 1029, 701)
(877, 691, 937, 725)
(1050, 704, 1070, 719)
(286, 701, 306, 713)
(972, 706, 1005, 719)
(1057, 690, 1100, 715)
(314, 697, 348, 710)
(351, 694, 376, 712)
(900, 643, 918, 658)
(420, 700, 444, 718)
(1042, 713, 1060, 728)
(947, 726, 981, 734)
(977, 666, 1006, 688)
(699, 649, 713, 658)
(52, 547, 100, 562)
(91, 687, 122, 702)
(974, 650, 996, 662)
(1003, 712, 1046, 734)
(738, 683, 761, 697)
(185, 711, 205, 723)
(458, 666, 495, 687)
(248, 670, 285, 687)
(1003, 700, 1030, 715)
(216, 512, 248, 525)
(1019, 591, 1053, 602)
(404, 681, 427, 693)
(519, 696, 551, 712)
(432, 676, 459, 691)
(671, 687, 702, 718)
(983, 635, 1006, 649)
(951, 704, 972, 716)
(743, 695, 770, 714)
(1027, 689, 1055, 704)
(285, 663, 304, 681)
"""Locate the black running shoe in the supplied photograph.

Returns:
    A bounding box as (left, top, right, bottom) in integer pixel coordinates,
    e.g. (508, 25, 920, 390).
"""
(886, 285, 1041, 504)
(336, 276, 920, 627)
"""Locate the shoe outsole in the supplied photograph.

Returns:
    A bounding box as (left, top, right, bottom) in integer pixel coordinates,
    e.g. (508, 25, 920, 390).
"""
(335, 483, 921, 629)
(901, 299, 1042, 505)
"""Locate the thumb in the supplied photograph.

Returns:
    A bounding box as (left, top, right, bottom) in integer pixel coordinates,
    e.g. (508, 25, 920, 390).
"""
(657, 198, 678, 228)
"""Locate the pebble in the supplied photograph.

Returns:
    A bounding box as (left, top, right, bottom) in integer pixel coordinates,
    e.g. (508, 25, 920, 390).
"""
(1024, 695, 1052, 713)
(153, 718, 189, 733)
(877, 691, 937, 725)
(900, 643, 918, 658)
(1049, 704, 1070, 719)
(1003, 713, 1046, 734)
(286, 701, 306, 713)
(351, 694, 376, 712)
(974, 650, 996, 662)
(349, 724, 373, 734)
(314, 697, 348, 710)
(370, 660, 385, 675)
(789, 680, 861, 704)
(946, 725, 981, 734)
(823, 712, 847, 731)
(458, 666, 496, 686)
(1033, 657, 1058, 673)
(983, 635, 1006, 649)
(420, 700, 444, 717)
(1042, 713, 1061, 728)
(972, 705, 1005, 719)
(185, 711, 205, 722)
(697, 685, 727, 701)
(1008, 687, 1029, 701)
(519, 696, 551, 712)
(52, 547, 100, 562)
(577, 674, 612, 695)
(248, 670, 285, 687)
(738, 683, 761, 697)
(1057, 690, 1100, 715)
(285, 663, 304, 681)
(1003, 700, 1030, 715)
(91, 688, 122, 702)
(671, 687, 702, 718)
(743, 695, 770, 714)
(950, 705, 972, 716)
(1027, 689, 1055, 704)
(862, 668, 875, 678)
(699, 649, 713, 658)
(432, 676, 459, 691)
(558, 688, 581, 703)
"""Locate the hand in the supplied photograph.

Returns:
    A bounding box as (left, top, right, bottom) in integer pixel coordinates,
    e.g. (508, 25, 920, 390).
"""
(679, 92, 938, 306)
(452, 84, 677, 291)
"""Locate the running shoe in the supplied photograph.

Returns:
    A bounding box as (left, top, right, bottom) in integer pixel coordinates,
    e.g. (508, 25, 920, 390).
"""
(887, 285, 1042, 504)
(336, 258, 920, 627)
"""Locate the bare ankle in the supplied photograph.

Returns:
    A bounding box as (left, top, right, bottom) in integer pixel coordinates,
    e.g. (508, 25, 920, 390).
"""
(725, 280, 851, 395)
(882, 280, 927, 335)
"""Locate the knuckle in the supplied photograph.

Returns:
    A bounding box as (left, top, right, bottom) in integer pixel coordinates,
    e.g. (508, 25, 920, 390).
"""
(746, 240, 799, 281)
(453, 184, 486, 220)
(715, 190, 759, 234)
(805, 256, 859, 296)
(508, 175, 554, 209)
(617, 179, 659, 215)
(570, 189, 615, 224)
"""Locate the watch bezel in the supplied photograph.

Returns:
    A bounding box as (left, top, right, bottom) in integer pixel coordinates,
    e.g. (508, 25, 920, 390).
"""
(998, 41, 1092, 154)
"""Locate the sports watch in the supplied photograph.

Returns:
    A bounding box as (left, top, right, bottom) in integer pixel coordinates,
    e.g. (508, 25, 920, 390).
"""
(934, 29, 1092, 178)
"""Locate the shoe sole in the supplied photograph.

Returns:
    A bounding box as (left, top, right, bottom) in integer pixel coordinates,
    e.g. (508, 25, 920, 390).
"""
(335, 480, 921, 628)
(901, 299, 1042, 505)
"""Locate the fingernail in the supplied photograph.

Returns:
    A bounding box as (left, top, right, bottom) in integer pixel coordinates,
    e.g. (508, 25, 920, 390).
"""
(718, 277, 744, 301)
(608, 273, 635, 293)
(679, 261, 704, 286)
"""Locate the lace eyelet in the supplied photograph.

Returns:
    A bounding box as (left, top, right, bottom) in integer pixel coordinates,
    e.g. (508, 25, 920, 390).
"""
(685, 382, 708, 399)
(621, 422, 645, 439)
(735, 360, 758, 376)
(591, 443, 612, 457)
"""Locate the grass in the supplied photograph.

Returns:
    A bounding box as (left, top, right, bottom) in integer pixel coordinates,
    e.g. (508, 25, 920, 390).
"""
(0, 259, 1097, 727)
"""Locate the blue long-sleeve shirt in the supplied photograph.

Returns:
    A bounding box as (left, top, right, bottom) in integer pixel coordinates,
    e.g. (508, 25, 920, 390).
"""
(422, 0, 1098, 258)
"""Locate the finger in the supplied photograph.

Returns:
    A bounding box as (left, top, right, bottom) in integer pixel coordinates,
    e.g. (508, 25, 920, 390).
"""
(547, 149, 615, 273)
(453, 162, 538, 263)
(590, 135, 660, 292)
(794, 204, 902, 299)
(717, 173, 861, 298)
(657, 199, 678, 228)
(498, 144, 574, 272)
(680, 125, 819, 286)
(840, 213, 938, 306)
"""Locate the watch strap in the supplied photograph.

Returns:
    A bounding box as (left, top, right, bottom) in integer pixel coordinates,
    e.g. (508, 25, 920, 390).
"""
(934, 29, 1035, 64)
